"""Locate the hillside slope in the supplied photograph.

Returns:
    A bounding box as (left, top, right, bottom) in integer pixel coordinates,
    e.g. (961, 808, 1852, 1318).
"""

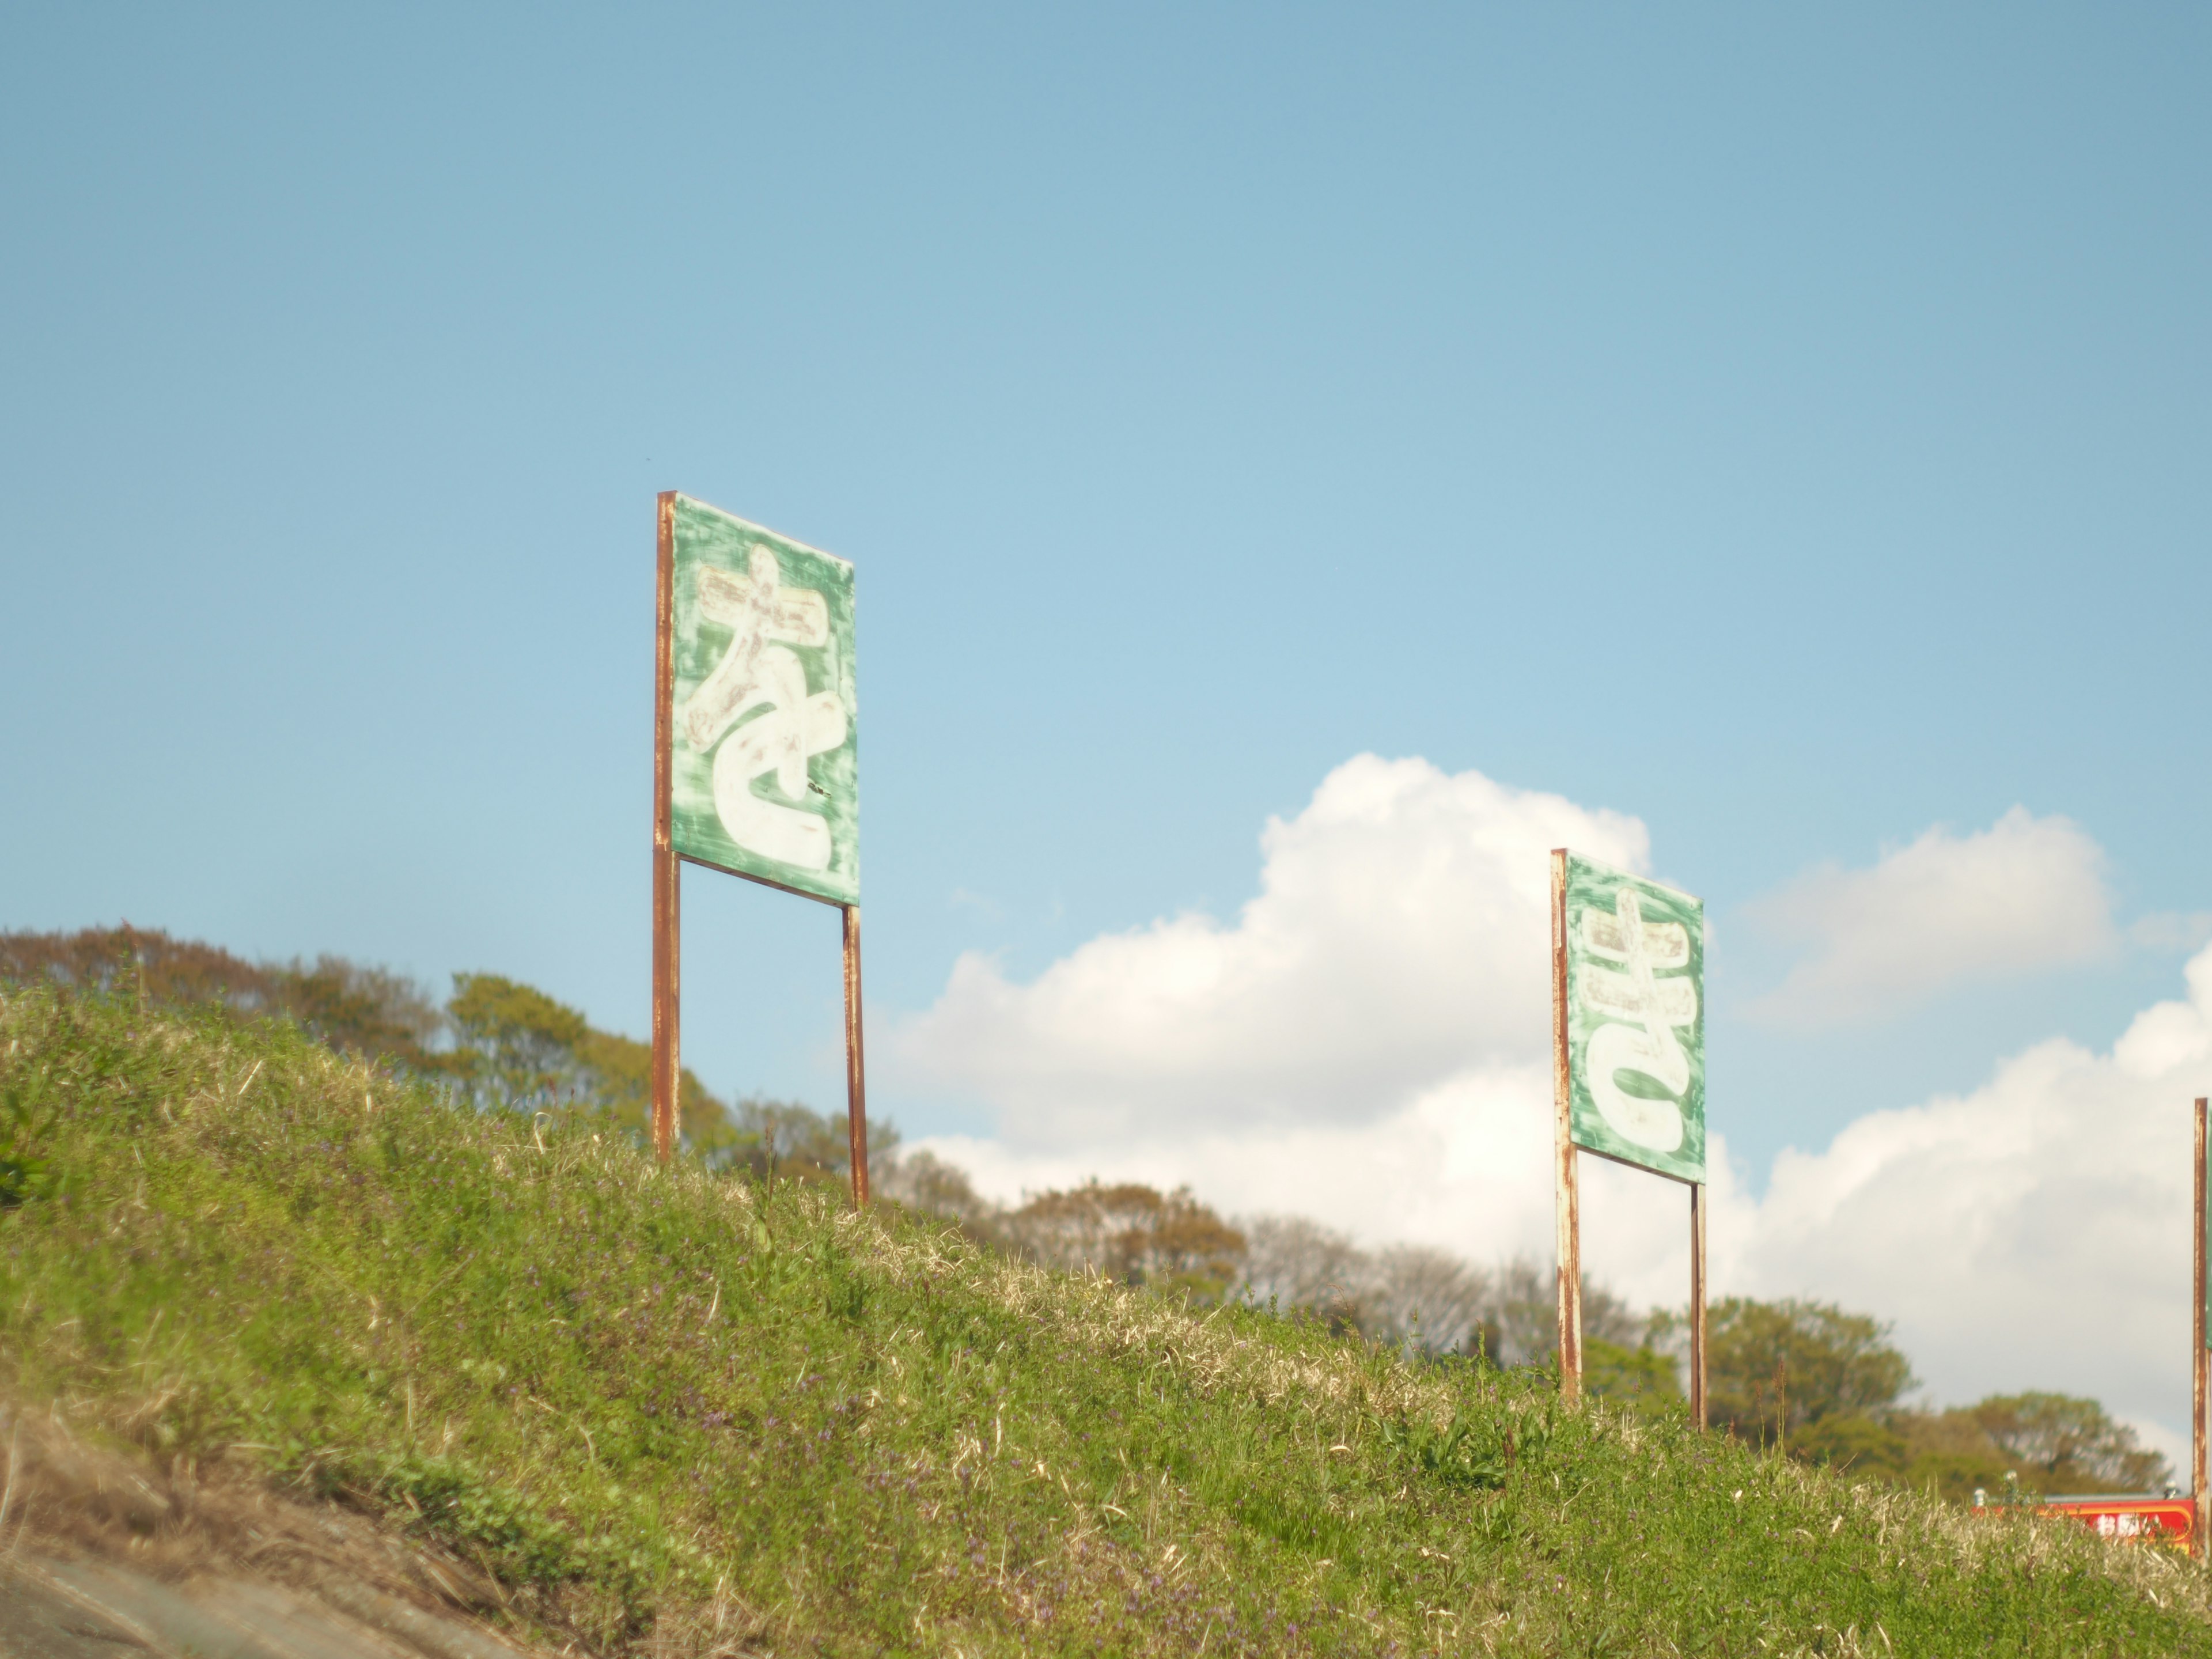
(1, 987, 2206, 1656)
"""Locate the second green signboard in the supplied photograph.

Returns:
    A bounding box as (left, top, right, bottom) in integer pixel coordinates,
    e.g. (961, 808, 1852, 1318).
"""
(1563, 853, 1706, 1184)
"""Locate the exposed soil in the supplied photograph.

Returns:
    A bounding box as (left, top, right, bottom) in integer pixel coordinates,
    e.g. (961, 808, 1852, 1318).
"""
(0, 1407, 545, 1659)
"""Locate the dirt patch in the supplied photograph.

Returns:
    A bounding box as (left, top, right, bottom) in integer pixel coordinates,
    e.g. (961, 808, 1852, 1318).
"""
(0, 1405, 540, 1659)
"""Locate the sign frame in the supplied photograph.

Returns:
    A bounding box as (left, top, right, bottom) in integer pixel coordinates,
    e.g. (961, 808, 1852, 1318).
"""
(652, 491, 870, 1204)
(2194, 1095, 2207, 1559)
(1551, 849, 1709, 1424)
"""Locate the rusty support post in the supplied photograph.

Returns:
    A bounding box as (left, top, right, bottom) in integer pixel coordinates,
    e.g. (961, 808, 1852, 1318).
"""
(2195, 1096, 2206, 1559)
(1690, 1180, 1709, 1430)
(651, 493, 681, 1165)
(1552, 850, 1581, 1404)
(843, 905, 870, 1207)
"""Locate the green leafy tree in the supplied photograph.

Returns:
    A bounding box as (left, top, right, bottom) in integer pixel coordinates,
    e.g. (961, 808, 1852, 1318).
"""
(1584, 1338, 1683, 1417)
(723, 1096, 900, 1188)
(1969, 1393, 2171, 1495)
(444, 974, 594, 1113)
(569, 1026, 747, 1166)
(270, 955, 444, 1068)
(1799, 1397, 2172, 1503)
(1884, 1409, 2013, 1503)
(442, 972, 742, 1162)
(1787, 1411, 1913, 1478)
(1683, 1297, 1915, 1449)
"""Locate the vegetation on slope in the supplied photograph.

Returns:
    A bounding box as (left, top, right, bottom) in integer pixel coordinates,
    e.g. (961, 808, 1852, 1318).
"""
(3, 987, 2208, 1656)
(6, 925, 2174, 1514)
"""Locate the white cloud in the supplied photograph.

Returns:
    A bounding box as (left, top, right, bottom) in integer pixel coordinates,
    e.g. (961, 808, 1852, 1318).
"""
(895, 753, 1648, 1143)
(1747, 808, 2116, 1027)
(1711, 944, 2212, 1440)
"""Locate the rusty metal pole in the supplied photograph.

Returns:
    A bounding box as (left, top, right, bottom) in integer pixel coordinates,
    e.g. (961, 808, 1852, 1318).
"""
(1690, 1180, 1709, 1430)
(1551, 850, 1581, 1404)
(2194, 1096, 2206, 1560)
(842, 904, 870, 1207)
(650, 493, 681, 1165)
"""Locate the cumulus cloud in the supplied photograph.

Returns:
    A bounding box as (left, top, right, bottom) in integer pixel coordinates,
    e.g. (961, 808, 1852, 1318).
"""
(1747, 808, 2116, 1027)
(1711, 942, 2212, 1440)
(895, 754, 1648, 1143)
(892, 756, 2212, 1445)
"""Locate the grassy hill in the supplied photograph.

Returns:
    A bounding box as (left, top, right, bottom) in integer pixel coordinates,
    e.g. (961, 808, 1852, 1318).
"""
(2, 986, 2207, 1656)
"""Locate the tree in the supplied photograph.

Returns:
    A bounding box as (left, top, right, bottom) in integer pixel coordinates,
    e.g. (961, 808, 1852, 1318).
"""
(724, 1096, 899, 1187)
(1787, 1411, 1914, 1479)
(442, 972, 750, 1162)
(1686, 1298, 1915, 1449)
(1229, 1230, 1651, 1365)
(1484, 1256, 1646, 1368)
(878, 1149, 1000, 1236)
(569, 1026, 748, 1166)
(1585, 1338, 1683, 1416)
(1000, 1181, 1246, 1301)
(0, 925, 276, 1012)
(1883, 1410, 2009, 1502)
(1969, 1393, 2171, 1495)
(0, 927, 443, 1069)
(1363, 1244, 1491, 1357)
(445, 973, 594, 1113)
(274, 955, 444, 1068)
(1233, 1215, 1371, 1330)
(1486, 1257, 1556, 1366)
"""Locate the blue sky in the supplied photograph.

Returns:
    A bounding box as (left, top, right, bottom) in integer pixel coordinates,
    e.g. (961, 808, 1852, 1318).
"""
(6, 2, 2211, 1405)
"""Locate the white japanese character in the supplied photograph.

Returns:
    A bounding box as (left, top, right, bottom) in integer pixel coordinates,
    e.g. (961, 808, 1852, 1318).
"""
(679, 547, 846, 872)
(1578, 888, 1696, 1152)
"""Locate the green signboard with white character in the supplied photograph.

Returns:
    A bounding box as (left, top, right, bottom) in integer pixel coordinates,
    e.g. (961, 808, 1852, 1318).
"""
(1561, 852, 1706, 1184)
(1550, 848, 1711, 1422)
(649, 492, 870, 1205)
(665, 494, 858, 907)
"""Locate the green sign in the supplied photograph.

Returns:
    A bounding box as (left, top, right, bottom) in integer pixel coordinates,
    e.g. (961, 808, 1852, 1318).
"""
(1563, 853, 1706, 1183)
(667, 495, 858, 906)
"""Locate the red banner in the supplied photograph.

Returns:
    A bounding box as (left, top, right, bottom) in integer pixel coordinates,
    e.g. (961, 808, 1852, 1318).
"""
(2031, 1496, 2192, 1548)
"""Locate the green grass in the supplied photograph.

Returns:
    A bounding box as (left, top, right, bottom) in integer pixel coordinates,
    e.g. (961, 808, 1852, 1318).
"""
(3, 986, 2208, 1657)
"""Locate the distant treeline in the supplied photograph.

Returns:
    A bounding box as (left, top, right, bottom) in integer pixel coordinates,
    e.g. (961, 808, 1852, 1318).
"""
(0, 923, 2175, 1504)
(0, 925, 892, 1182)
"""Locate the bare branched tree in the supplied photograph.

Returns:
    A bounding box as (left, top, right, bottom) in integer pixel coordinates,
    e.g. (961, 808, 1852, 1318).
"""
(997, 1181, 1246, 1300)
(1484, 1254, 1650, 1365)
(877, 1149, 1001, 1236)
(1232, 1215, 1371, 1328)
(1363, 1244, 1490, 1356)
